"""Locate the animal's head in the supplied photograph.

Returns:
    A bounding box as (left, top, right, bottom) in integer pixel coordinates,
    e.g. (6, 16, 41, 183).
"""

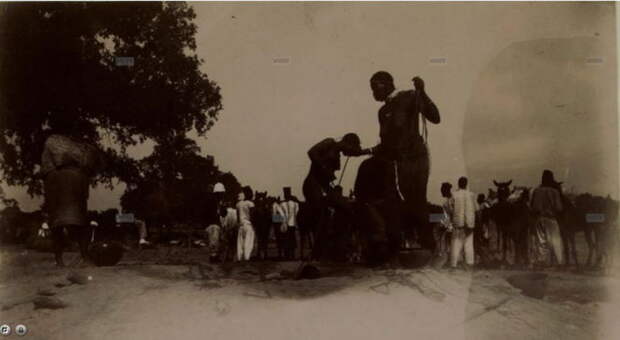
(255, 191, 268, 202)
(493, 180, 512, 201)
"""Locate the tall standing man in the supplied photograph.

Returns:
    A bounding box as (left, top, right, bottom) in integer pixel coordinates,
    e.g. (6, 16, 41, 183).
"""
(356, 71, 441, 263)
(450, 177, 477, 269)
(530, 170, 564, 267)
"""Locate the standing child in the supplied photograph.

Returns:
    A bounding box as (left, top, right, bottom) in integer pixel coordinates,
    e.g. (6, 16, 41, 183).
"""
(236, 187, 256, 261)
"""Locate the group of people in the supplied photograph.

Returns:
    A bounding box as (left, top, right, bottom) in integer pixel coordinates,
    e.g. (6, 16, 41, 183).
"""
(437, 169, 577, 270)
(203, 184, 302, 263)
(302, 71, 441, 264)
(437, 176, 478, 270)
(40, 70, 445, 267)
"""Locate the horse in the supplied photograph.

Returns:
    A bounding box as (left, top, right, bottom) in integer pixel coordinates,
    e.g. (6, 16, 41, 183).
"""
(491, 180, 532, 266)
(568, 193, 618, 269)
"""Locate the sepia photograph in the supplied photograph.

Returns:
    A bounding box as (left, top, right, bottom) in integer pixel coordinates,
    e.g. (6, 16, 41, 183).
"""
(0, 1, 618, 339)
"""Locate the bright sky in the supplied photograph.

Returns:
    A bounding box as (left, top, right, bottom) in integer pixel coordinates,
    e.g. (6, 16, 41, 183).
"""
(3, 2, 617, 211)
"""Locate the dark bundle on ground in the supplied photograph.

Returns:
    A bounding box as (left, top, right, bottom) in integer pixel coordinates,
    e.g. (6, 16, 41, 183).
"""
(90, 241, 124, 266)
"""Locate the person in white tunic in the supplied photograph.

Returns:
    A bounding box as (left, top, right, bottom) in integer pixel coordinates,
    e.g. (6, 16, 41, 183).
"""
(450, 177, 478, 269)
(236, 187, 256, 261)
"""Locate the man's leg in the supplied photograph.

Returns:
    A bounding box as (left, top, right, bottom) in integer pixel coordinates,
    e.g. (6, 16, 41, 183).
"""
(244, 225, 255, 261)
(275, 225, 285, 259)
(364, 202, 391, 264)
(51, 225, 66, 267)
(206, 225, 217, 260)
(533, 218, 549, 266)
(384, 200, 404, 259)
(237, 227, 245, 261)
(286, 227, 296, 260)
(304, 174, 333, 261)
(399, 156, 433, 250)
(465, 230, 475, 266)
(138, 221, 150, 245)
(546, 219, 564, 266)
(63, 225, 91, 265)
(451, 229, 464, 268)
(78, 226, 92, 261)
(226, 230, 236, 262)
(262, 224, 271, 259)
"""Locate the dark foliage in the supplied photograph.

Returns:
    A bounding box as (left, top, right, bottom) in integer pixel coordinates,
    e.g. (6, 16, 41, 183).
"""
(0, 2, 222, 195)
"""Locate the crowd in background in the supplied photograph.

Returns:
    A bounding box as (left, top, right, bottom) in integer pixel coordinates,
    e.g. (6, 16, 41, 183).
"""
(437, 169, 618, 272)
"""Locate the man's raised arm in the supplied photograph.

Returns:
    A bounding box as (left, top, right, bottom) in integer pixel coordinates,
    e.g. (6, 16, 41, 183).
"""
(413, 76, 440, 124)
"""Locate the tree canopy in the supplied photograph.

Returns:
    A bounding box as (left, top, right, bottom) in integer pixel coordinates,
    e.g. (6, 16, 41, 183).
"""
(0, 2, 223, 194)
(120, 137, 242, 224)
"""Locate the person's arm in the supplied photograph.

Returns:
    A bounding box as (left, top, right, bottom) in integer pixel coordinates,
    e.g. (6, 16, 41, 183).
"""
(357, 145, 378, 156)
(412, 77, 440, 124)
(40, 142, 55, 178)
(469, 193, 478, 229)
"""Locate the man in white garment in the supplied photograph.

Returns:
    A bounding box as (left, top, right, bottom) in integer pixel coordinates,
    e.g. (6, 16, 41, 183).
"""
(236, 187, 255, 261)
(280, 187, 299, 260)
(450, 176, 477, 269)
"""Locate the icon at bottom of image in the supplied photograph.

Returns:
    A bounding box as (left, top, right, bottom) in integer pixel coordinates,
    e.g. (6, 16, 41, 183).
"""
(0, 324, 10, 336)
(15, 325, 27, 336)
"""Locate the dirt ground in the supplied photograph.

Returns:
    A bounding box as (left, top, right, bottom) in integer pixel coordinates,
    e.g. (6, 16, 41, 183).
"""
(1, 245, 619, 340)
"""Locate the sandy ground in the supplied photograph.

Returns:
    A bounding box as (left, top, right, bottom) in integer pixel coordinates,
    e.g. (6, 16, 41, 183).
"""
(1, 245, 619, 340)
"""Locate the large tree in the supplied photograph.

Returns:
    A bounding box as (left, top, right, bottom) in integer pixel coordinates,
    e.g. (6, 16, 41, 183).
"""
(120, 136, 242, 224)
(0, 2, 222, 194)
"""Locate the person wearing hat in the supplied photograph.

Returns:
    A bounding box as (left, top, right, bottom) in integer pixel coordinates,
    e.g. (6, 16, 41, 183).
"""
(213, 182, 226, 195)
(205, 182, 226, 262)
(355, 71, 441, 264)
(530, 169, 564, 267)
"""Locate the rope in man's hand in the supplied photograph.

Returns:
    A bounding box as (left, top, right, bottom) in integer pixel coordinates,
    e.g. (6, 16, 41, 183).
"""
(337, 156, 351, 187)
